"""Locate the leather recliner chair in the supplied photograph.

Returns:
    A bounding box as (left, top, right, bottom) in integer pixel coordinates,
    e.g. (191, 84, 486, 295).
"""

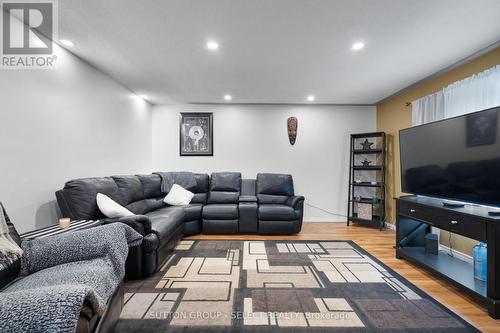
(202, 172, 242, 234)
(256, 173, 305, 234)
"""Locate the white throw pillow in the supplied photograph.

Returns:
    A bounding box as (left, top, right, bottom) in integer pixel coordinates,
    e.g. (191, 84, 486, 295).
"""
(96, 193, 134, 218)
(163, 184, 194, 206)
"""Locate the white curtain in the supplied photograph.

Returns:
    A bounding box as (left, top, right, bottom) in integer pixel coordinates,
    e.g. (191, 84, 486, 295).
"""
(412, 65, 500, 125)
(411, 91, 444, 125)
(444, 65, 500, 118)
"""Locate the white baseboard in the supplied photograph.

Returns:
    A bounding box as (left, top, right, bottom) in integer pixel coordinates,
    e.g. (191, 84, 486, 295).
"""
(438, 244, 473, 264)
(303, 218, 345, 223)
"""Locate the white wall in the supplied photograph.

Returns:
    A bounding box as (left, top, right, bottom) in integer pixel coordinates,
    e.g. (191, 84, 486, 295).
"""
(152, 104, 376, 221)
(0, 44, 153, 233)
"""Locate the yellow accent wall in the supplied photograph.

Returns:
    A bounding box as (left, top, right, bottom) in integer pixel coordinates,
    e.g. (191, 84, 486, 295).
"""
(376, 46, 500, 255)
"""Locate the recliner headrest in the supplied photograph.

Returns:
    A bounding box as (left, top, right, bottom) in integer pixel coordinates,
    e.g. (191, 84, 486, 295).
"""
(112, 175, 144, 204)
(210, 172, 241, 192)
(256, 173, 294, 196)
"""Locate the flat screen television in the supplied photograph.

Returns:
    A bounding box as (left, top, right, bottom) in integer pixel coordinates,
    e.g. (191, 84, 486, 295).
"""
(399, 106, 500, 207)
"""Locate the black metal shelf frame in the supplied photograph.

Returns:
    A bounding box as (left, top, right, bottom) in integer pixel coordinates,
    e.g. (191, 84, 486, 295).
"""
(347, 132, 386, 230)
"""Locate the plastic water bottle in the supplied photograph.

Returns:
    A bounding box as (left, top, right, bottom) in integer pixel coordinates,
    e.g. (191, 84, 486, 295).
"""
(473, 242, 487, 282)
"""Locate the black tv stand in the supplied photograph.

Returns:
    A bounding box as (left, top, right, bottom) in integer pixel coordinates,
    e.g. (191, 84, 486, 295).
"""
(396, 195, 500, 319)
(442, 201, 465, 208)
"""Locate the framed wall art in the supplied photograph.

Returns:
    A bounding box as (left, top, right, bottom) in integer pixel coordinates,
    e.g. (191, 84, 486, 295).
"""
(179, 113, 213, 156)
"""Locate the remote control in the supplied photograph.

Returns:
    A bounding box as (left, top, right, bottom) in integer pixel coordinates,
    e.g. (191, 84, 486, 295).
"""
(442, 201, 465, 208)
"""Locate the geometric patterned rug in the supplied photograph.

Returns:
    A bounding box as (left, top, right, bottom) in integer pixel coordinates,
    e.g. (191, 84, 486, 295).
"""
(115, 240, 480, 332)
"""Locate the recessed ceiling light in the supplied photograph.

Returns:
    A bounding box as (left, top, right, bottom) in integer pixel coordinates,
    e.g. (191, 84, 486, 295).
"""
(206, 40, 219, 50)
(224, 94, 232, 101)
(351, 41, 365, 51)
(307, 95, 315, 102)
(60, 40, 74, 47)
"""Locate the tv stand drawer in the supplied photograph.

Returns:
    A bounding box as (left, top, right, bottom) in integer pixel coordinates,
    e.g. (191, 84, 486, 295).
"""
(433, 212, 486, 242)
(398, 200, 486, 242)
(398, 201, 435, 221)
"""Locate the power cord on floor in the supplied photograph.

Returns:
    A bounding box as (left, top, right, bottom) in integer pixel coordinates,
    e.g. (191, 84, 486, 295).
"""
(304, 202, 347, 218)
(448, 232, 454, 258)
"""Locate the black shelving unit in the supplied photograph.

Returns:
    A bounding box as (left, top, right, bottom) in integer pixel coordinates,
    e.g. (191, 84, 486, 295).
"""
(347, 132, 386, 230)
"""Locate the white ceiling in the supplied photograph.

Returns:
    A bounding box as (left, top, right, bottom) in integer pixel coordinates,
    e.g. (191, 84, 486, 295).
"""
(59, 0, 500, 105)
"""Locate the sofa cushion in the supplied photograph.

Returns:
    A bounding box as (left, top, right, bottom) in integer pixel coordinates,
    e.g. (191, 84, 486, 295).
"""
(120, 174, 165, 215)
(257, 194, 289, 204)
(191, 193, 208, 204)
(210, 172, 241, 192)
(258, 204, 296, 221)
(146, 207, 185, 242)
(203, 220, 238, 234)
(112, 175, 144, 205)
(184, 220, 202, 235)
(203, 204, 239, 220)
(190, 173, 209, 204)
(62, 177, 123, 220)
(184, 204, 203, 221)
(256, 173, 294, 196)
(125, 198, 165, 215)
(206, 173, 241, 204)
(137, 174, 163, 198)
(208, 192, 240, 204)
(192, 173, 210, 192)
(124, 200, 149, 215)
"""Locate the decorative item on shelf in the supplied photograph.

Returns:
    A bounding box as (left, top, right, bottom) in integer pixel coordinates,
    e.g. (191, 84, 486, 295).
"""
(361, 158, 372, 167)
(360, 139, 374, 150)
(371, 196, 379, 204)
(354, 195, 362, 202)
(473, 242, 487, 282)
(179, 113, 213, 156)
(424, 233, 439, 255)
(354, 176, 363, 183)
(357, 203, 372, 220)
(287, 116, 298, 145)
(370, 181, 378, 185)
(58, 218, 71, 229)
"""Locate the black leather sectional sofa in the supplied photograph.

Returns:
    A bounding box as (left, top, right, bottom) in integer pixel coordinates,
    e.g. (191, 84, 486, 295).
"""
(56, 172, 304, 278)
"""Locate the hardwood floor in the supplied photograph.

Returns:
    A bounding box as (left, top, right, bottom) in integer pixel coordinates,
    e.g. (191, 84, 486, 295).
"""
(186, 222, 499, 332)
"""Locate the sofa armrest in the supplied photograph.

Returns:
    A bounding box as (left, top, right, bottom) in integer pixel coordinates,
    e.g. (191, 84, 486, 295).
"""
(20, 223, 142, 276)
(286, 196, 305, 208)
(103, 215, 152, 235)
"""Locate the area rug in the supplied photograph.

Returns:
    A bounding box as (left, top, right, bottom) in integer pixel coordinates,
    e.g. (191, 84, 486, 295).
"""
(115, 240, 479, 332)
